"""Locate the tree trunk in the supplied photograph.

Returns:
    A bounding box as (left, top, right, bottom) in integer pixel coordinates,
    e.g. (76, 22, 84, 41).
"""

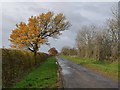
(34, 50, 37, 65)
(34, 50, 37, 56)
(34, 43, 39, 65)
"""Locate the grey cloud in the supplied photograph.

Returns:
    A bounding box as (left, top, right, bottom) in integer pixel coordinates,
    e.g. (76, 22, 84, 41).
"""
(1, 2, 116, 52)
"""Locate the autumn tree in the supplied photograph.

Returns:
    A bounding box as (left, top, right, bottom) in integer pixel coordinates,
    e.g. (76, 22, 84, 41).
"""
(95, 29, 112, 60)
(118, 2, 120, 60)
(76, 25, 97, 58)
(75, 5, 119, 62)
(9, 12, 70, 56)
(48, 47, 58, 56)
(107, 6, 119, 61)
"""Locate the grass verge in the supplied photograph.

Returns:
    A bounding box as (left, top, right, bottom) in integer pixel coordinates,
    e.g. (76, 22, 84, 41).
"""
(61, 55, 119, 81)
(13, 56, 58, 88)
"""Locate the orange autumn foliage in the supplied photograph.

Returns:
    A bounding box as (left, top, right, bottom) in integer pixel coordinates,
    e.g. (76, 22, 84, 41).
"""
(48, 47, 58, 56)
(9, 11, 70, 55)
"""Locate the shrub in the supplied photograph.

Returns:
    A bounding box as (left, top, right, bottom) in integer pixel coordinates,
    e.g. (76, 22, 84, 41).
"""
(2, 48, 48, 88)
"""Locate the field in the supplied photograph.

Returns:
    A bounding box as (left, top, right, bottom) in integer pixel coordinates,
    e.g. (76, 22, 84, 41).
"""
(13, 57, 58, 88)
(61, 55, 119, 81)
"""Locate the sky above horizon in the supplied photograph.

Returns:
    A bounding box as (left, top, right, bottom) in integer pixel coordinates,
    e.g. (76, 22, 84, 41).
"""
(1, 2, 117, 53)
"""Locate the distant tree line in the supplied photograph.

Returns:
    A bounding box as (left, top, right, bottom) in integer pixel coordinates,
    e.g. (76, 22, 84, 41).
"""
(61, 6, 119, 62)
(61, 46, 77, 56)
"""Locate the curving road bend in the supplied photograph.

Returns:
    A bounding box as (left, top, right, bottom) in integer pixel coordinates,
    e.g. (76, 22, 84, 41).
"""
(56, 57, 118, 88)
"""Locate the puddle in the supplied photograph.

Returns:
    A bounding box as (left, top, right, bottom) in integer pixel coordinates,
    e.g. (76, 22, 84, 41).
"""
(66, 67, 71, 68)
(62, 68, 71, 75)
(57, 58, 71, 75)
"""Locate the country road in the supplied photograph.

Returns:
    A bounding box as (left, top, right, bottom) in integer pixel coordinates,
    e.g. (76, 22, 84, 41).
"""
(56, 57, 118, 88)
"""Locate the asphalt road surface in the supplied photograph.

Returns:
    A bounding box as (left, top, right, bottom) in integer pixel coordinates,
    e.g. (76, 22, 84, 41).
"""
(56, 57, 118, 88)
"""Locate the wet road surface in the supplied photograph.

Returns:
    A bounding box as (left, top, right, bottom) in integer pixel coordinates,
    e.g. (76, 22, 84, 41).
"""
(56, 57, 118, 88)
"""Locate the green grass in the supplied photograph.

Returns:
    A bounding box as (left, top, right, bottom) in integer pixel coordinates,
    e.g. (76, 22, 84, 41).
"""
(13, 56, 58, 88)
(61, 55, 119, 81)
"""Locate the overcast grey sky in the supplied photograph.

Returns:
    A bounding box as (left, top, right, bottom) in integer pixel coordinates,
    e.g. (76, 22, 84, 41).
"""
(1, 2, 117, 53)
